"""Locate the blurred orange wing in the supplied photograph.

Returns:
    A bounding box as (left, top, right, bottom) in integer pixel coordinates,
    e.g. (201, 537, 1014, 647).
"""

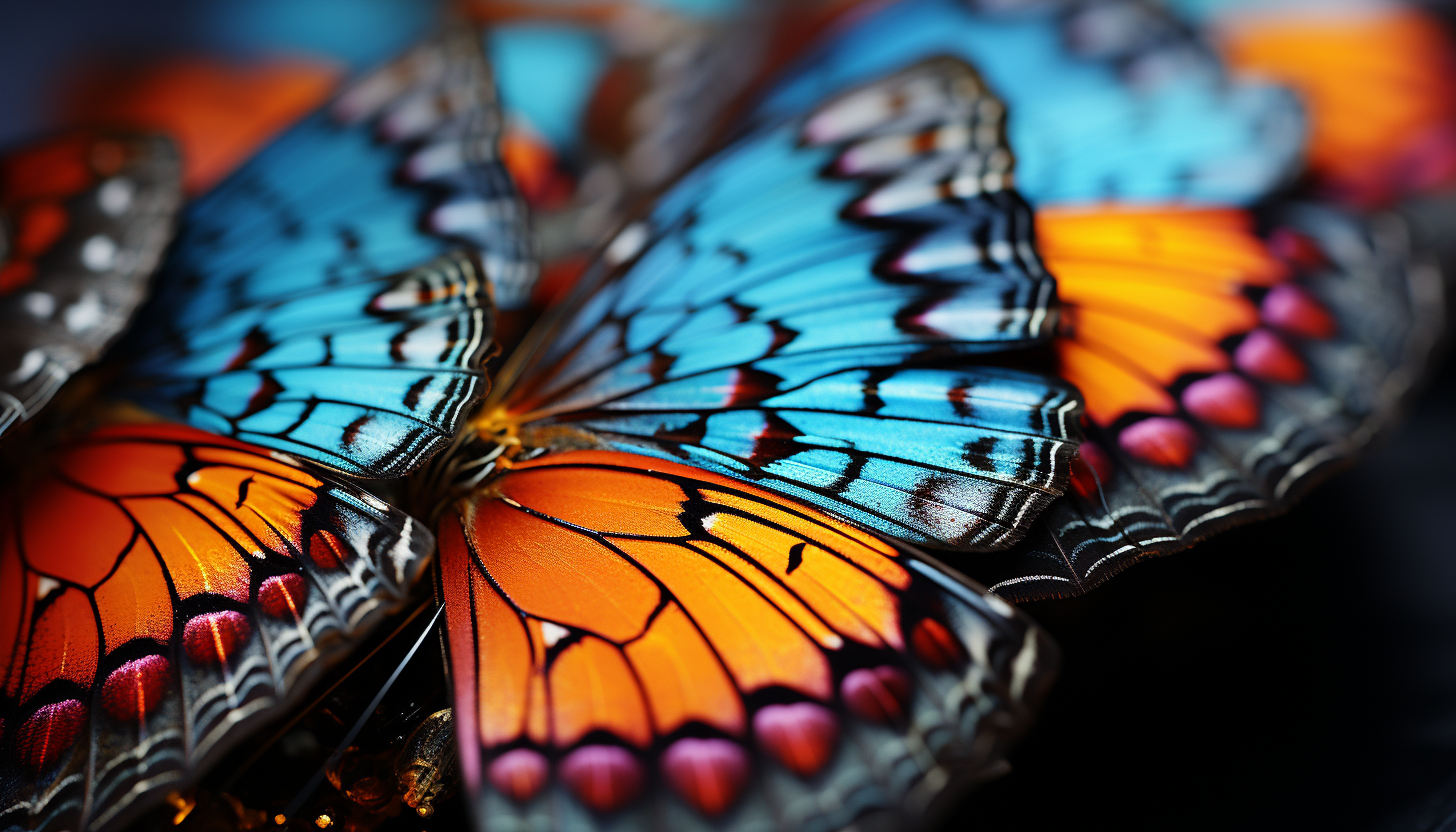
(440, 450, 1053, 828)
(1215, 6, 1456, 205)
(0, 423, 430, 832)
(69, 57, 340, 194)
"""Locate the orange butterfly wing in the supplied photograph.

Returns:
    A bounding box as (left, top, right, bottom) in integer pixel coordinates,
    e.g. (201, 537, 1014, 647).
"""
(1214, 6, 1456, 205)
(440, 450, 1053, 828)
(1040, 206, 1287, 429)
(0, 423, 430, 832)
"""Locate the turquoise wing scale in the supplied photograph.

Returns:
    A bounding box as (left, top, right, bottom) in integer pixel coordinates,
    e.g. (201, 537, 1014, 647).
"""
(490, 46, 1081, 552)
(121, 29, 531, 478)
(758, 0, 1303, 206)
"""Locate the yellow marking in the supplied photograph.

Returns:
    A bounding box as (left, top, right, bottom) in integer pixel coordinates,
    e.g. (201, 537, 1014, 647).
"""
(176, 527, 211, 594)
(315, 814, 333, 829)
(210, 619, 229, 664)
(166, 792, 195, 825)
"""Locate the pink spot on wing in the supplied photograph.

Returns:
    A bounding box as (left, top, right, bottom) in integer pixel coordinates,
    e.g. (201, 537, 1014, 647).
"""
(1118, 417, 1200, 468)
(1235, 329, 1308, 384)
(182, 610, 251, 665)
(840, 666, 912, 724)
(258, 573, 308, 619)
(100, 655, 172, 722)
(16, 700, 87, 773)
(1261, 284, 1335, 339)
(660, 738, 749, 817)
(488, 748, 549, 804)
(753, 702, 838, 778)
(1182, 373, 1261, 429)
(559, 745, 644, 814)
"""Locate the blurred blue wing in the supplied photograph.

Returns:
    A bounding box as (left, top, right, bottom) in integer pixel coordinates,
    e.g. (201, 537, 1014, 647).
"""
(123, 30, 529, 478)
(757, 0, 1304, 206)
(497, 54, 1081, 551)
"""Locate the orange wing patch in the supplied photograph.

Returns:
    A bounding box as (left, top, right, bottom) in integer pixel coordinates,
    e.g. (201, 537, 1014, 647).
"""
(1214, 6, 1456, 205)
(441, 450, 1054, 824)
(0, 423, 429, 831)
(68, 57, 340, 194)
(1038, 205, 1339, 469)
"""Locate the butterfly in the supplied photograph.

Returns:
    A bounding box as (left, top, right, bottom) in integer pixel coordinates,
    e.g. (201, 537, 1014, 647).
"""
(741, 0, 1443, 600)
(0, 132, 182, 440)
(1, 12, 1061, 831)
(0, 27, 529, 832)
(414, 1, 1323, 827)
(3, 2, 1443, 831)
(1164, 0, 1456, 207)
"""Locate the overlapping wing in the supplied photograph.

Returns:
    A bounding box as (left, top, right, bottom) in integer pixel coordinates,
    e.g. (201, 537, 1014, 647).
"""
(0, 423, 432, 832)
(0, 132, 182, 439)
(120, 29, 530, 477)
(439, 451, 1054, 831)
(1170, 0, 1456, 205)
(967, 203, 1445, 599)
(758, 0, 1303, 206)
(487, 56, 1078, 551)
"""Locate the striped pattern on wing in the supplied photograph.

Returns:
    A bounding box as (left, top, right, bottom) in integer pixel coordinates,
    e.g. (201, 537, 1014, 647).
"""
(132, 252, 496, 478)
(122, 30, 522, 477)
(440, 451, 1054, 831)
(0, 424, 432, 832)
(483, 52, 1075, 552)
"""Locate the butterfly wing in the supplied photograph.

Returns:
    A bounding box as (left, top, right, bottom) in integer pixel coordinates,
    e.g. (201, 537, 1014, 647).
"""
(968, 202, 1446, 599)
(759, 0, 1304, 206)
(0, 132, 182, 439)
(440, 450, 1054, 830)
(488, 53, 1078, 551)
(0, 423, 432, 832)
(120, 30, 531, 478)
(1169, 0, 1456, 205)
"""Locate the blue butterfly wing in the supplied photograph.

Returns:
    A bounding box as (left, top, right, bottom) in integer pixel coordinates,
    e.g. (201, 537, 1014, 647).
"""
(123, 30, 530, 478)
(500, 56, 1079, 551)
(757, 0, 1303, 206)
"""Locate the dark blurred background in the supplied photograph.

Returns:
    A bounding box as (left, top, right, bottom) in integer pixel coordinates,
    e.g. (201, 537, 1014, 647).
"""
(4, 1, 1455, 829)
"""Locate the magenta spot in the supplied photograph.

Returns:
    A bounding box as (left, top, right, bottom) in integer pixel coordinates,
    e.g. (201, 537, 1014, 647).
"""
(1235, 329, 1307, 384)
(100, 655, 172, 722)
(488, 748, 549, 803)
(841, 666, 912, 724)
(661, 738, 749, 817)
(911, 618, 967, 670)
(16, 700, 87, 773)
(1069, 440, 1114, 498)
(1261, 284, 1335, 339)
(1266, 228, 1325, 270)
(558, 745, 644, 814)
(1182, 373, 1261, 429)
(258, 573, 308, 619)
(754, 702, 838, 778)
(1118, 417, 1200, 468)
(182, 611, 251, 665)
(308, 530, 346, 570)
